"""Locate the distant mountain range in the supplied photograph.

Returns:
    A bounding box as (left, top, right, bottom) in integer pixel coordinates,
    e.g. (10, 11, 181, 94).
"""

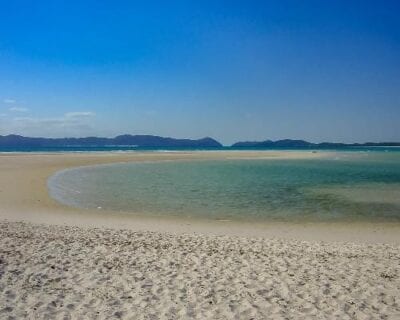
(232, 139, 400, 148)
(0, 134, 222, 148)
(0, 134, 399, 148)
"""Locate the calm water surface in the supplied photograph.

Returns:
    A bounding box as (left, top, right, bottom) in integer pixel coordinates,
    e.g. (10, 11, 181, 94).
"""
(48, 151, 400, 222)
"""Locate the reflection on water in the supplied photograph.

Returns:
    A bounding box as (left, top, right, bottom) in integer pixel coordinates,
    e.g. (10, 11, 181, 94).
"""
(48, 152, 400, 222)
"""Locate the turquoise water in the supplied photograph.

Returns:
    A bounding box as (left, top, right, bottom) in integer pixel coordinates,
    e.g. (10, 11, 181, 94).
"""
(48, 152, 400, 222)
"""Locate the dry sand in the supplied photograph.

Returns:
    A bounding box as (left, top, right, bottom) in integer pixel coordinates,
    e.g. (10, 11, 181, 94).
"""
(1, 221, 399, 319)
(0, 151, 399, 319)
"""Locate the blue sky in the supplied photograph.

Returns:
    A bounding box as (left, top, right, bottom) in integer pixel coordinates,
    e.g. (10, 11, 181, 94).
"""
(0, 1, 399, 144)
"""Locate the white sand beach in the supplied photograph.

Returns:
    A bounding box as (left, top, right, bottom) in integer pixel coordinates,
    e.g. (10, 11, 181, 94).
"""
(0, 151, 399, 319)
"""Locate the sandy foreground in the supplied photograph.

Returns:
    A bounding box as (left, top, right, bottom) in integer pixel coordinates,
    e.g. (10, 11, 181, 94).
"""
(1, 220, 399, 320)
(0, 151, 400, 319)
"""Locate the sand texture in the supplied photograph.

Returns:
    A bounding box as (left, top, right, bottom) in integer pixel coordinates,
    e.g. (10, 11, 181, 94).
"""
(1, 221, 399, 319)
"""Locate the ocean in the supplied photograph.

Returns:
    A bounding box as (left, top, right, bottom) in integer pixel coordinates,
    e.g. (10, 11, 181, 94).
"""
(47, 149, 400, 222)
(1, 145, 400, 153)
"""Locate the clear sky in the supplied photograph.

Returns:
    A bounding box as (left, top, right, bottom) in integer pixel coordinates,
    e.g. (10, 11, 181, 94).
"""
(0, 1, 399, 145)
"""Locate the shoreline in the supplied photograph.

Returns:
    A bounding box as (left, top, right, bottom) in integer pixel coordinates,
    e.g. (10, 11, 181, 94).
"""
(0, 150, 399, 243)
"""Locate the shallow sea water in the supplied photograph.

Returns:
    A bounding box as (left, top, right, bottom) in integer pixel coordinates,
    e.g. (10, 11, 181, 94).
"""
(48, 151, 400, 222)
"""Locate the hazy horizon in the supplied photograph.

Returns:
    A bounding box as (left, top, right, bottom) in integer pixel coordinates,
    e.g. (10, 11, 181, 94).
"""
(1, 1, 399, 145)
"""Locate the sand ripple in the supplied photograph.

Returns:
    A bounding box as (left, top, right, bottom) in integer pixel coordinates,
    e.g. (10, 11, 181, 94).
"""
(0, 221, 399, 319)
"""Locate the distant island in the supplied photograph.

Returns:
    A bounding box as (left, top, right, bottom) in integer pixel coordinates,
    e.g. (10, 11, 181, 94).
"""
(0, 134, 399, 148)
(0, 134, 222, 148)
(232, 139, 400, 148)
